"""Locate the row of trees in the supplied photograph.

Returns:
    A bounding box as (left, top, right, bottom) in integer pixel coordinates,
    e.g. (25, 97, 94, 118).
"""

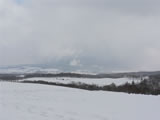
(21, 79, 160, 95)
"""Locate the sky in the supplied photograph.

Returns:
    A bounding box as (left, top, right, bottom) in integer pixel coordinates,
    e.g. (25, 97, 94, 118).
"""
(1, 0, 160, 72)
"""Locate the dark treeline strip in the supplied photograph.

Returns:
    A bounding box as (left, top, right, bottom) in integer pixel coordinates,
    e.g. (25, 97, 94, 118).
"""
(0, 74, 20, 81)
(0, 73, 124, 80)
(23, 73, 124, 79)
(21, 80, 160, 95)
(23, 71, 160, 79)
(21, 80, 100, 91)
(1, 70, 160, 80)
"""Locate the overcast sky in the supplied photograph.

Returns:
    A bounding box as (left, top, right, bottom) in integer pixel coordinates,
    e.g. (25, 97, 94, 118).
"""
(1, 0, 160, 72)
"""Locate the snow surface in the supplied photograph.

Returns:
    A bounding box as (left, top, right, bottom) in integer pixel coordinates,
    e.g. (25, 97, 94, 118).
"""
(21, 77, 141, 86)
(1, 82, 160, 120)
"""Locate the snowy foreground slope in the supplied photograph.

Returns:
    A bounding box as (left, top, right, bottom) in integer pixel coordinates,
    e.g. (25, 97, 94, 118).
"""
(0, 82, 160, 120)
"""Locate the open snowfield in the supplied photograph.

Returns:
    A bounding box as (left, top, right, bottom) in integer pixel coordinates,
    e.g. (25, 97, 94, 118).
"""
(21, 77, 141, 86)
(0, 82, 160, 120)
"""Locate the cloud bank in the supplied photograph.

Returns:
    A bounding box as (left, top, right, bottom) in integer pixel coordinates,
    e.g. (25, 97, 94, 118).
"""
(1, 0, 160, 72)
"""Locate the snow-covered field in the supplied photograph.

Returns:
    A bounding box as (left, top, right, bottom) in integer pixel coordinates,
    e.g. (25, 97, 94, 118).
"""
(21, 77, 141, 86)
(0, 82, 160, 120)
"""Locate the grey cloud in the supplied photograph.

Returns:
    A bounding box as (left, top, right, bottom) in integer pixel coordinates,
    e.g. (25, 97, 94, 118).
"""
(0, 0, 160, 72)
(28, 0, 160, 15)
